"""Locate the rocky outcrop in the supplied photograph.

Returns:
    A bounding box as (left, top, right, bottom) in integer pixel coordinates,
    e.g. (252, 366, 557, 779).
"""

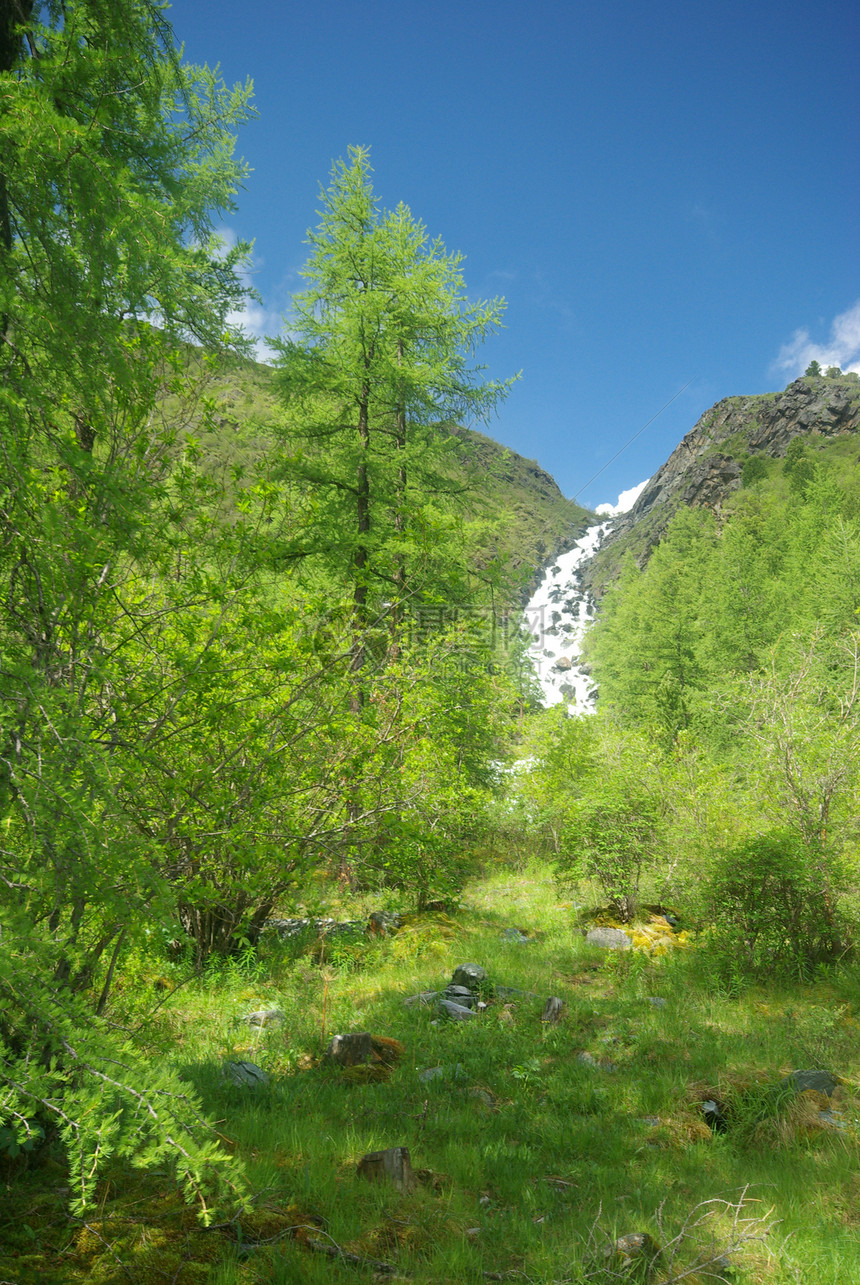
(583, 374, 860, 596)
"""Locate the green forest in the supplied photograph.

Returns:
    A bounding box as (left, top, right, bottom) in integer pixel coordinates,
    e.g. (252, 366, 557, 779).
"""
(1, 5, 859, 1283)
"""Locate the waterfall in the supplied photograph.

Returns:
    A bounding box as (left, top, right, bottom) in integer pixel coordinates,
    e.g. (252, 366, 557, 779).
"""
(524, 481, 648, 710)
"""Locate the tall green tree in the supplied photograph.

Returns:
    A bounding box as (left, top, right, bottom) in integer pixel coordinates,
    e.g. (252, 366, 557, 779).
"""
(0, 0, 254, 1217)
(273, 147, 515, 659)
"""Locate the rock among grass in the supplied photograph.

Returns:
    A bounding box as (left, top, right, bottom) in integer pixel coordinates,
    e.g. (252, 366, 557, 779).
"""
(541, 996, 565, 1024)
(223, 1060, 269, 1088)
(451, 962, 490, 991)
(781, 1069, 840, 1097)
(357, 1146, 414, 1192)
(585, 926, 631, 949)
(241, 1007, 285, 1026)
(603, 1232, 662, 1279)
(325, 1033, 405, 1069)
(438, 998, 476, 1021)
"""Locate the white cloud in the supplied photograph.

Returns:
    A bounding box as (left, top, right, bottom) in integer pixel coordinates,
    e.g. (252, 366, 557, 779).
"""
(217, 227, 287, 360)
(775, 300, 860, 377)
(595, 479, 649, 516)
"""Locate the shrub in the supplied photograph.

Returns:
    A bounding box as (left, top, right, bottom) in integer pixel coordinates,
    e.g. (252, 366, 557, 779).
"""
(698, 830, 845, 980)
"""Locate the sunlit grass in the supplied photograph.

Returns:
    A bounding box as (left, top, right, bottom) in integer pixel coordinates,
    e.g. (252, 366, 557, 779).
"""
(2, 856, 858, 1282)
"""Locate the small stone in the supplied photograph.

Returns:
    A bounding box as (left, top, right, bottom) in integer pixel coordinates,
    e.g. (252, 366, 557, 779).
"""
(701, 1099, 728, 1132)
(605, 1232, 662, 1276)
(500, 927, 530, 943)
(224, 1060, 269, 1088)
(418, 1063, 466, 1083)
(438, 999, 476, 1021)
(541, 996, 565, 1024)
(645, 996, 668, 1008)
(403, 990, 440, 1007)
(586, 927, 631, 950)
(241, 1008, 285, 1026)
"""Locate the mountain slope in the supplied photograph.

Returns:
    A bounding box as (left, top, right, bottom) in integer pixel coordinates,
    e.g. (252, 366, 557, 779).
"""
(583, 372, 860, 597)
(162, 352, 595, 597)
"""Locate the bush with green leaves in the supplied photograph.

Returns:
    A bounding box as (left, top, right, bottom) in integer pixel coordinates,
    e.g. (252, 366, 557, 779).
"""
(697, 830, 846, 980)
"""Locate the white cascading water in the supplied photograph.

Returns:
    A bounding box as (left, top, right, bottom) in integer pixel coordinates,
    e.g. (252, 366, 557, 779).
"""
(524, 481, 648, 710)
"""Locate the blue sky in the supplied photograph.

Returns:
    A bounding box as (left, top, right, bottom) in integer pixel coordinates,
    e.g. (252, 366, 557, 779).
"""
(168, 0, 859, 511)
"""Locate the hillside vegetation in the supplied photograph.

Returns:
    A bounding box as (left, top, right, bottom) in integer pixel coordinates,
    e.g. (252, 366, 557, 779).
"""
(1, 5, 859, 1283)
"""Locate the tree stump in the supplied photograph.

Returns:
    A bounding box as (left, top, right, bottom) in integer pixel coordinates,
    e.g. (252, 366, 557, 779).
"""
(326, 1032, 375, 1066)
(357, 1146, 414, 1191)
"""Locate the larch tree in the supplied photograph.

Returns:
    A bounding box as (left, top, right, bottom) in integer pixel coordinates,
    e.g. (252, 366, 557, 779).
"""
(0, 0, 255, 1219)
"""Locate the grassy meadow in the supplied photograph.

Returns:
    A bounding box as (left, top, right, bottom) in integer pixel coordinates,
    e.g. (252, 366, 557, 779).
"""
(2, 859, 858, 1284)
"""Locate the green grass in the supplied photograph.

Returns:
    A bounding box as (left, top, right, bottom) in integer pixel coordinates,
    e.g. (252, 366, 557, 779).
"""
(2, 860, 859, 1283)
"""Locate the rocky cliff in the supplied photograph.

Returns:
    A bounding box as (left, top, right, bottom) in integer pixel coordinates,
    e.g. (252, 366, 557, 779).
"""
(582, 373, 860, 597)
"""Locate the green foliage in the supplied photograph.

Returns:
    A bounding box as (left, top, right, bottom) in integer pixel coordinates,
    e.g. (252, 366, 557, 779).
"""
(0, 0, 254, 1218)
(805, 359, 822, 376)
(741, 453, 768, 486)
(697, 830, 844, 980)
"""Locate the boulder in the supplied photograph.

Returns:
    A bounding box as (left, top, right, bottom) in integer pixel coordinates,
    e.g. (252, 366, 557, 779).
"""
(224, 1060, 269, 1088)
(325, 1032, 375, 1066)
(780, 1069, 840, 1097)
(451, 963, 490, 992)
(585, 926, 631, 950)
(438, 999, 476, 1021)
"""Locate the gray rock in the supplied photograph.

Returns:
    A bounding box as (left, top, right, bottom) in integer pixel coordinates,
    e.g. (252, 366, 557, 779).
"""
(444, 984, 477, 1007)
(241, 1008, 285, 1026)
(817, 1110, 847, 1130)
(418, 1063, 466, 1083)
(403, 990, 440, 1007)
(645, 996, 668, 1008)
(500, 927, 530, 943)
(438, 998, 476, 1021)
(585, 926, 631, 950)
(224, 1060, 269, 1088)
(576, 1051, 617, 1072)
(325, 1032, 375, 1066)
(541, 996, 565, 1024)
(451, 963, 490, 992)
(368, 911, 403, 936)
(780, 1069, 840, 1097)
(494, 985, 538, 1001)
